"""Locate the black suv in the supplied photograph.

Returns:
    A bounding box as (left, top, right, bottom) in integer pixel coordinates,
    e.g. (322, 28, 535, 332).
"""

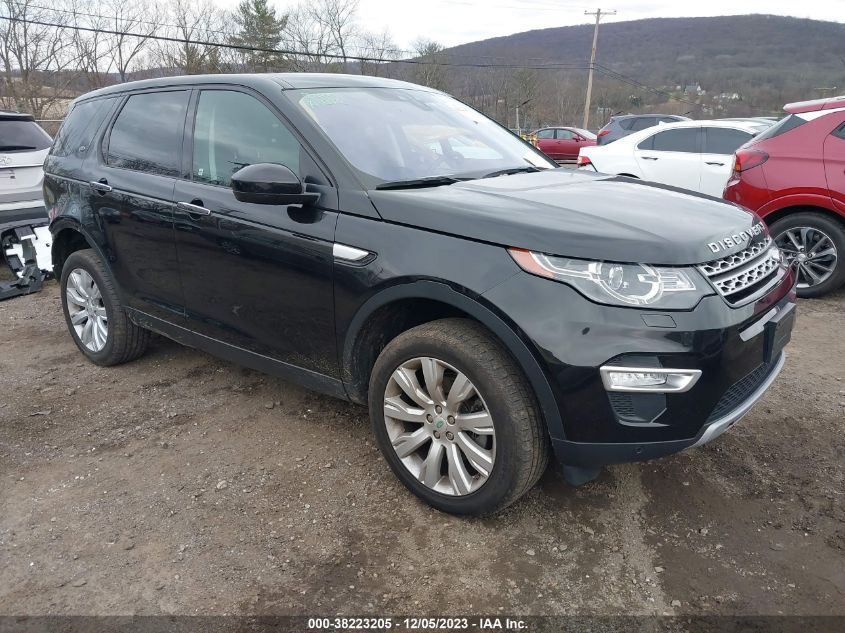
(44, 74, 796, 515)
(597, 114, 690, 145)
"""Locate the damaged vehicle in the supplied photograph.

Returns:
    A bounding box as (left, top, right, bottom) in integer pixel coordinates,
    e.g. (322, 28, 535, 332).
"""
(0, 111, 53, 300)
(45, 75, 796, 515)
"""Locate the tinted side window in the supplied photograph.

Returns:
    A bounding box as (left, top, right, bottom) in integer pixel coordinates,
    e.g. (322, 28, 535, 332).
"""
(107, 91, 189, 177)
(650, 128, 699, 153)
(536, 129, 555, 139)
(754, 114, 807, 142)
(833, 122, 845, 140)
(556, 129, 574, 140)
(617, 118, 634, 130)
(51, 98, 115, 158)
(192, 90, 300, 187)
(704, 127, 753, 154)
(631, 118, 659, 132)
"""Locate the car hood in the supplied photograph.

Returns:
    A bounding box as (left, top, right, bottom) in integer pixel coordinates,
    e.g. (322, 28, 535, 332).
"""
(367, 169, 764, 265)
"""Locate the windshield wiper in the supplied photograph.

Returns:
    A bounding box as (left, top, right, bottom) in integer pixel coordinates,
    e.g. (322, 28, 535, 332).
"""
(0, 145, 37, 151)
(482, 166, 542, 179)
(375, 175, 466, 190)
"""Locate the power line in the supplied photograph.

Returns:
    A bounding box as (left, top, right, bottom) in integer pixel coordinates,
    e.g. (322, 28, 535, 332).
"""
(1, 13, 761, 114)
(0, 15, 594, 70)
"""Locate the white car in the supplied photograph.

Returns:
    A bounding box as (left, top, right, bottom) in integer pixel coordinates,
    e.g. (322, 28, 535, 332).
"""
(1, 111, 53, 299)
(577, 119, 771, 197)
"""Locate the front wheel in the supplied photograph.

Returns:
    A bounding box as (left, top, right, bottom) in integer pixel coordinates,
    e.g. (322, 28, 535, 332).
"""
(368, 318, 549, 515)
(770, 213, 845, 297)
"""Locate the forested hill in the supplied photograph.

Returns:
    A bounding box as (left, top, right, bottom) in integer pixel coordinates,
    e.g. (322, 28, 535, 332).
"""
(440, 14, 845, 107)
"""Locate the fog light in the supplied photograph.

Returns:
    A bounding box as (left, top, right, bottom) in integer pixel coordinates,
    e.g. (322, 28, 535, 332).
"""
(600, 366, 702, 393)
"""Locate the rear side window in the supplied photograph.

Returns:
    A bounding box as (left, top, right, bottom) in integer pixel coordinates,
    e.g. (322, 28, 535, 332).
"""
(536, 129, 555, 139)
(0, 118, 52, 152)
(833, 122, 845, 140)
(630, 117, 659, 132)
(617, 118, 634, 130)
(703, 127, 753, 154)
(51, 98, 115, 158)
(640, 128, 699, 152)
(191, 90, 300, 187)
(753, 114, 807, 141)
(106, 91, 189, 177)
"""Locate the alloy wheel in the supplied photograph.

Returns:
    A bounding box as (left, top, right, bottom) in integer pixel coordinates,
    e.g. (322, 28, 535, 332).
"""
(775, 226, 838, 289)
(66, 268, 108, 352)
(383, 357, 496, 496)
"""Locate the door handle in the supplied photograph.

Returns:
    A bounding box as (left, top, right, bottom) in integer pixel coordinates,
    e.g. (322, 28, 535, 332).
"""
(89, 179, 112, 193)
(642, 156, 659, 160)
(705, 161, 725, 166)
(176, 201, 212, 216)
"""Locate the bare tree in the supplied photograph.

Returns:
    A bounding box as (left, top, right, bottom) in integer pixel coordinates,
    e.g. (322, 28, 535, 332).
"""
(0, 0, 77, 117)
(155, 0, 230, 75)
(307, 0, 358, 68)
(104, 0, 161, 82)
(358, 29, 399, 77)
(412, 39, 446, 91)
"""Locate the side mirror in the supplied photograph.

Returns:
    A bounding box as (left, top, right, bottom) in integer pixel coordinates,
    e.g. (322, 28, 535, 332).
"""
(231, 163, 320, 206)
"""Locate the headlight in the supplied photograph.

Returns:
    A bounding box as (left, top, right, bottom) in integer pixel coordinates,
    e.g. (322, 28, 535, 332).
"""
(509, 248, 713, 309)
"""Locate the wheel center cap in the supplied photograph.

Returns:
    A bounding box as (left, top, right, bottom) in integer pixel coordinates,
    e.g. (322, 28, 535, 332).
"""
(435, 418, 445, 429)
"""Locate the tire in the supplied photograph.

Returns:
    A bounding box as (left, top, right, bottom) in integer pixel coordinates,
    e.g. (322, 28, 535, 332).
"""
(60, 248, 150, 366)
(769, 212, 845, 298)
(368, 318, 550, 515)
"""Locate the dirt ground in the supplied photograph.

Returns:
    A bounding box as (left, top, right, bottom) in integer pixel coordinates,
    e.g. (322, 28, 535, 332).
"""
(0, 281, 843, 618)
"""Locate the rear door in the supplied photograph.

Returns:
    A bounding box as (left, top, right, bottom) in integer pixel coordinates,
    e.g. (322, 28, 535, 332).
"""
(823, 119, 845, 213)
(700, 126, 754, 197)
(634, 127, 701, 191)
(172, 87, 339, 375)
(90, 89, 189, 321)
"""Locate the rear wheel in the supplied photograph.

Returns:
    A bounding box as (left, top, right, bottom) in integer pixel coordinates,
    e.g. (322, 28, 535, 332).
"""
(770, 213, 845, 297)
(369, 318, 549, 515)
(60, 249, 150, 365)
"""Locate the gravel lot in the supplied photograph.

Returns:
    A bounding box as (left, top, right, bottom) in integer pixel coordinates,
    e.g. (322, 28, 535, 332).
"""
(1, 281, 843, 617)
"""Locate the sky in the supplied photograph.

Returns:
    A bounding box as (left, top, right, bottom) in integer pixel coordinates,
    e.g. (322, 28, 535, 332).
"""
(214, 0, 845, 50)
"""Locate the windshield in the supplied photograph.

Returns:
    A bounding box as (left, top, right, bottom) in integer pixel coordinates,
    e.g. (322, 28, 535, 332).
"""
(293, 88, 555, 186)
(571, 128, 597, 140)
(0, 118, 52, 151)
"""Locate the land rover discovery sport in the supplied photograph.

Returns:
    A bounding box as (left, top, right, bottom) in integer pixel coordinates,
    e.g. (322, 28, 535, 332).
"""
(45, 74, 796, 515)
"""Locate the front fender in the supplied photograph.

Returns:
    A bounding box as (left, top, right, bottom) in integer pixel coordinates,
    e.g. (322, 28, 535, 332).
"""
(340, 279, 566, 441)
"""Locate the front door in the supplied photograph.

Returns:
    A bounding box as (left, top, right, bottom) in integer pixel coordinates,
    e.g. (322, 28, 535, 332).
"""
(634, 127, 702, 192)
(90, 89, 189, 321)
(554, 129, 579, 159)
(173, 88, 339, 376)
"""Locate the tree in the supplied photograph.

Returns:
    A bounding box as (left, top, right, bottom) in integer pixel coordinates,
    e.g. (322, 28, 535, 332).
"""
(155, 0, 229, 75)
(412, 39, 446, 91)
(358, 29, 398, 77)
(230, 0, 288, 72)
(0, 0, 75, 118)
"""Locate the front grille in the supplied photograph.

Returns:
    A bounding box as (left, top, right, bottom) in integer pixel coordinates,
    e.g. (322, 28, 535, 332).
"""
(699, 238, 784, 305)
(706, 361, 777, 422)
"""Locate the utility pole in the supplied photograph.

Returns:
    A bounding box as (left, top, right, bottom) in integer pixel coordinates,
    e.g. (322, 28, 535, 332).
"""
(582, 8, 616, 130)
(516, 98, 531, 136)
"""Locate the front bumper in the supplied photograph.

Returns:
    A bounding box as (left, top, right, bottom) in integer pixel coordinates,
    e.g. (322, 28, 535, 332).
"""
(482, 268, 796, 468)
(553, 351, 786, 467)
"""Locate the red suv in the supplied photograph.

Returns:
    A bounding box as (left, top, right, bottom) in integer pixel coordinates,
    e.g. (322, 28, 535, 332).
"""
(724, 95, 845, 297)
